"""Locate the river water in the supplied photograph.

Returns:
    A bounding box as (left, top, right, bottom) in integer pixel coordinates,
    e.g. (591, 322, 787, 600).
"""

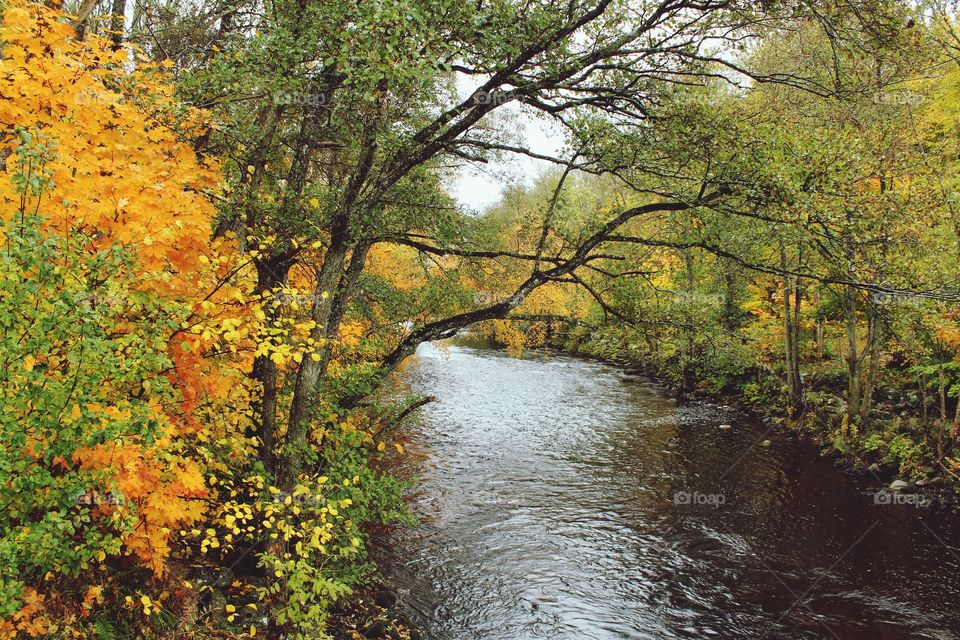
(378, 341, 960, 640)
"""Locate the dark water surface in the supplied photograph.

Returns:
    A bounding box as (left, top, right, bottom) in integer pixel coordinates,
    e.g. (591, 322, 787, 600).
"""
(377, 341, 960, 640)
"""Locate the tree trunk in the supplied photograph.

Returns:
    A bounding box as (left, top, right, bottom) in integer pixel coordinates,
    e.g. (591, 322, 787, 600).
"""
(952, 383, 960, 445)
(781, 246, 803, 413)
(919, 371, 929, 424)
(815, 315, 825, 359)
(279, 216, 351, 491)
(250, 254, 294, 474)
(845, 286, 861, 425)
(792, 277, 802, 374)
(109, 0, 125, 48)
(71, 0, 100, 39)
(858, 294, 880, 428)
(938, 364, 948, 461)
(721, 261, 738, 331)
(680, 248, 695, 394)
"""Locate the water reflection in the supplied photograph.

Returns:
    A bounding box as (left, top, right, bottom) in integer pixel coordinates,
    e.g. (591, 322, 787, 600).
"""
(377, 342, 960, 640)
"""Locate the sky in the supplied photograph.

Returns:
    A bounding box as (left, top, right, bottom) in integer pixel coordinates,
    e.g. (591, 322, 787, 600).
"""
(445, 77, 567, 214)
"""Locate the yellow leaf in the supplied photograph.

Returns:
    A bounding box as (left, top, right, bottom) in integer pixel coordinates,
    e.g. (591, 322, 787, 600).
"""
(23, 355, 36, 372)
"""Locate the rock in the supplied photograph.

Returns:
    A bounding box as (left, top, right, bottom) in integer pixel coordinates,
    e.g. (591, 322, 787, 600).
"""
(868, 463, 881, 474)
(213, 566, 235, 589)
(760, 439, 772, 447)
(889, 479, 909, 492)
(362, 620, 390, 638)
(916, 476, 943, 487)
(373, 588, 398, 610)
(718, 424, 733, 430)
(205, 589, 227, 624)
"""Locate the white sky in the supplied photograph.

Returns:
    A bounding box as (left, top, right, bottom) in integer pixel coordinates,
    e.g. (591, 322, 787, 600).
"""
(446, 75, 568, 213)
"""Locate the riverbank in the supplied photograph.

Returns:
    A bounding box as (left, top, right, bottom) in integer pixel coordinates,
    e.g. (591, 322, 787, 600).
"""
(551, 324, 960, 503)
(328, 583, 421, 640)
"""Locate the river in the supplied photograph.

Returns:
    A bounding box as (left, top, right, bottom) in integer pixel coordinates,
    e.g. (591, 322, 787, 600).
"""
(377, 340, 960, 640)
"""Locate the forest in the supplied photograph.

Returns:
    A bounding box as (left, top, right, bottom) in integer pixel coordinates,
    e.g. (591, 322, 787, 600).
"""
(2, 0, 960, 637)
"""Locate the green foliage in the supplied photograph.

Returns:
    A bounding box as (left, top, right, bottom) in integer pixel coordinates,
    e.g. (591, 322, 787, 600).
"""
(0, 213, 184, 612)
(863, 426, 933, 477)
(254, 422, 412, 638)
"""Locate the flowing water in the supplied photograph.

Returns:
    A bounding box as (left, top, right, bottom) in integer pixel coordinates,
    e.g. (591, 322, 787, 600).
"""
(377, 340, 960, 640)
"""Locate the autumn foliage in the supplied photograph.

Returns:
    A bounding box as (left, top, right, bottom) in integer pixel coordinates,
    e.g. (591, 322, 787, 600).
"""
(0, 1, 254, 635)
(0, 3, 413, 637)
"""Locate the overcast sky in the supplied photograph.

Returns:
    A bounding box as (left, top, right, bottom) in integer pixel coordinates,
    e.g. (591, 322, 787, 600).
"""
(445, 76, 568, 213)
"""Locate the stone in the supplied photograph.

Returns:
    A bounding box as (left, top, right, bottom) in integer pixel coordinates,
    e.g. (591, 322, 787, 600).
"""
(362, 620, 390, 639)
(889, 479, 909, 492)
(374, 588, 398, 609)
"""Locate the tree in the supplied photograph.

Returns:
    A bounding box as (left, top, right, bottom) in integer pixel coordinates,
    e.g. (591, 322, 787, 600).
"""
(122, 0, 921, 491)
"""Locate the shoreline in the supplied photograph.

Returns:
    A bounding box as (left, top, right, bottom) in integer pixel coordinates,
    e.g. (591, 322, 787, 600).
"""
(555, 337, 960, 509)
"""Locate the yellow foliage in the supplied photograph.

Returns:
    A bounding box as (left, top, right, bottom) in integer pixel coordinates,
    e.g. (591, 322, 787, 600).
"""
(0, 1, 219, 295)
(0, 2, 264, 630)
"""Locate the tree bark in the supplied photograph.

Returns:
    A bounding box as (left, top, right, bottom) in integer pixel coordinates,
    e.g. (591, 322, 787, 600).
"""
(952, 381, 960, 445)
(858, 295, 880, 428)
(721, 262, 738, 331)
(71, 0, 100, 39)
(279, 215, 351, 490)
(250, 252, 294, 473)
(680, 245, 695, 394)
(938, 364, 948, 461)
(780, 244, 804, 413)
(109, 0, 125, 49)
(845, 286, 861, 425)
